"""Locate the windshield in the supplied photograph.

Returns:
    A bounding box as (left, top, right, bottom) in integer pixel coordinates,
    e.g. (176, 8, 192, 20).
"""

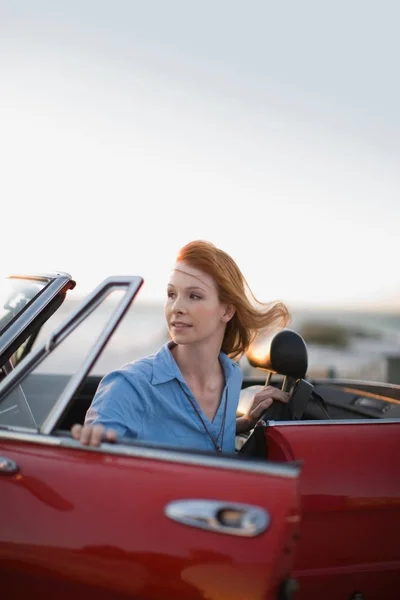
(0, 277, 48, 335)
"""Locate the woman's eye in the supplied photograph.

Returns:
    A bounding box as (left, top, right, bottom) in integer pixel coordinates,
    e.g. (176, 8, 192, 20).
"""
(167, 292, 176, 299)
(190, 294, 202, 300)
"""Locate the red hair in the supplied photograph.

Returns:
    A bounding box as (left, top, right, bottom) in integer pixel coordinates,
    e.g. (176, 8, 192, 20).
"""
(177, 240, 290, 359)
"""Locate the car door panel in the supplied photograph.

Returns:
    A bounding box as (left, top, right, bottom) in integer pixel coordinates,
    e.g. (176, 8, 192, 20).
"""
(0, 435, 301, 600)
(266, 421, 400, 599)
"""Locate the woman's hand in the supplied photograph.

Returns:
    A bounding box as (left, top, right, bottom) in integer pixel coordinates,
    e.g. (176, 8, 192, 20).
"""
(71, 424, 118, 447)
(236, 386, 290, 434)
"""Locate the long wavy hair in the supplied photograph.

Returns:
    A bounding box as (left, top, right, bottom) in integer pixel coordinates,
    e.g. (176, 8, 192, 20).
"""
(176, 240, 290, 359)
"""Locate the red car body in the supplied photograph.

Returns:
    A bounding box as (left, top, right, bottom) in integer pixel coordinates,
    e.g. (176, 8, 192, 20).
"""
(268, 420, 400, 597)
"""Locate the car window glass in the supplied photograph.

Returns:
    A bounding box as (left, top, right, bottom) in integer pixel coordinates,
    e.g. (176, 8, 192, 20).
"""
(31, 296, 167, 377)
(90, 302, 167, 375)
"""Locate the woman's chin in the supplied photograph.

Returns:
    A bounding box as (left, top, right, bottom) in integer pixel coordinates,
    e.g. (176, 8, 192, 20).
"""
(171, 337, 191, 345)
(170, 331, 194, 345)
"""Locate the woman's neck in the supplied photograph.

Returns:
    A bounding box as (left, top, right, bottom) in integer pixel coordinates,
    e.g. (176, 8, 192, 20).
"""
(171, 340, 223, 387)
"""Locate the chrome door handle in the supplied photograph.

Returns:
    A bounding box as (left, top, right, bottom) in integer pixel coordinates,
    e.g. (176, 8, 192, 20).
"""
(165, 499, 270, 537)
(0, 457, 19, 475)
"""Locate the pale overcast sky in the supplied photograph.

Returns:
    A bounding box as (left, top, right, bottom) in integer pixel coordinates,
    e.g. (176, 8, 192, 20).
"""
(1, 1, 399, 309)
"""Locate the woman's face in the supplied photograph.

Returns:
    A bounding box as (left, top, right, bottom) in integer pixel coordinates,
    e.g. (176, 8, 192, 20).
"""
(165, 261, 232, 348)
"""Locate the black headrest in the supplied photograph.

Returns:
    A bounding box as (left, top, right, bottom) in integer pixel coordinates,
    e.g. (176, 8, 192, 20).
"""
(246, 329, 308, 379)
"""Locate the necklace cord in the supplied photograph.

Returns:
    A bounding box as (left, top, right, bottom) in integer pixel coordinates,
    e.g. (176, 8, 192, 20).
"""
(177, 381, 228, 453)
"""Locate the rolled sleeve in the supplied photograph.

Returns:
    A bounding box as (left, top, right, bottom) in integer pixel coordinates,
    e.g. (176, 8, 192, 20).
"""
(85, 371, 144, 440)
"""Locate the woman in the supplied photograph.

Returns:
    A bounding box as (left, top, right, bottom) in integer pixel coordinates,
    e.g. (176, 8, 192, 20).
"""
(71, 240, 290, 452)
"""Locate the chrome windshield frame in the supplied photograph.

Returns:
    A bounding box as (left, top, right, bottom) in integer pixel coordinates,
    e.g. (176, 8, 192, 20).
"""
(0, 272, 75, 366)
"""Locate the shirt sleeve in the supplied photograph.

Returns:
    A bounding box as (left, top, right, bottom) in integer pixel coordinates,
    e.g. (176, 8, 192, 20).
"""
(84, 371, 145, 440)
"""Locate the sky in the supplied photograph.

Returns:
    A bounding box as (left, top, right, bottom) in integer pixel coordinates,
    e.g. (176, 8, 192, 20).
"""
(1, 1, 399, 310)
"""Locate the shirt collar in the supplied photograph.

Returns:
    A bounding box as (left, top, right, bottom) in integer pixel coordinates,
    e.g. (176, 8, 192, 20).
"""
(151, 342, 185, 385)
(151, 342, 235, 385)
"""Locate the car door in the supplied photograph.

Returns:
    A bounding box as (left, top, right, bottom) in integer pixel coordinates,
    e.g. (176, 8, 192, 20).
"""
(266, 418, 400, 600)
(0, 431, 301, 600)
(0, 275, 302, 600)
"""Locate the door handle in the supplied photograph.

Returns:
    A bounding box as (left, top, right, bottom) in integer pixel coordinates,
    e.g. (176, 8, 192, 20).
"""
(165, 499, 270, 537)
(0, 457, 19, 475)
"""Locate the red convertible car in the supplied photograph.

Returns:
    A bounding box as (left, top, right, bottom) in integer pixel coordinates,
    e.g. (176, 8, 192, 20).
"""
(0, 272, 399, 600)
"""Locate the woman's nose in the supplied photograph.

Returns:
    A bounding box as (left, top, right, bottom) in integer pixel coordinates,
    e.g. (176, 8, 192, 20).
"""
(172, 296, 186, 313)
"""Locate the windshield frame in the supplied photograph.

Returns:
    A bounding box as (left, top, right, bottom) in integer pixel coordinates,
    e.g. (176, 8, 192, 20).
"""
(0, 273, 75, 370)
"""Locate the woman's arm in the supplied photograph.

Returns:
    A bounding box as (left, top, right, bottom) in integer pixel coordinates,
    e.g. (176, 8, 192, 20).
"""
(235, 385, 290, 434)
(236, 415, 252, 434)
(71, 371, 144, 446)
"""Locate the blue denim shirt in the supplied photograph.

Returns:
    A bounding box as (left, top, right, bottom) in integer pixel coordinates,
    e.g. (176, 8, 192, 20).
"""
(85, 342, 243, 453)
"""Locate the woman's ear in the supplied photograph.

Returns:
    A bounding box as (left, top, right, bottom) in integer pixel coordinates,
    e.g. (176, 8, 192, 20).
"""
(222, 304, 236, 323)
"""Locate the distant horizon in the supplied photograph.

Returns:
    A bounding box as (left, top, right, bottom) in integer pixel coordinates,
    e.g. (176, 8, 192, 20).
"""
(60, 289, 400, 315)
(2, 269, 398, 314)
